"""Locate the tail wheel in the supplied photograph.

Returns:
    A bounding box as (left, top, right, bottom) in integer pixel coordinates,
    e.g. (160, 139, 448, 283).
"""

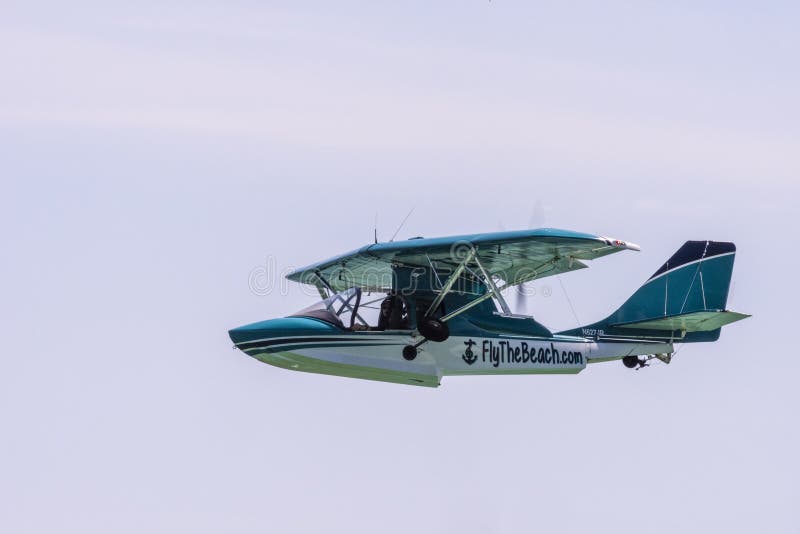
(622, 355, 639, 368)
(622, 355, 649, 369)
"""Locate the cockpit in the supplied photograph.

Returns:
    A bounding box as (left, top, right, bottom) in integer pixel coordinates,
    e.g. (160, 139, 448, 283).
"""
(290, 287, 411, 331)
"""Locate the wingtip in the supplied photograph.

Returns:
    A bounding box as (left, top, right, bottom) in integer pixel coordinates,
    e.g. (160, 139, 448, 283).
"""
(602, 236, 640, 251)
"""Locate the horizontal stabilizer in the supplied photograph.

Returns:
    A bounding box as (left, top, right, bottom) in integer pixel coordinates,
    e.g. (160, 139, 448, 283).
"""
(612, 310, 750, 332)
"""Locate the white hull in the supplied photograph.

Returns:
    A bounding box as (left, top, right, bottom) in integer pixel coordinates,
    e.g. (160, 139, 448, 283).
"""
(242, 332, 673, 387)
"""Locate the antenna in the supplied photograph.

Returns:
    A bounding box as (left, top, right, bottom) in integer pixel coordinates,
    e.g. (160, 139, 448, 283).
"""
(389, 207, 415, 242)
(373, 212, 378, 244)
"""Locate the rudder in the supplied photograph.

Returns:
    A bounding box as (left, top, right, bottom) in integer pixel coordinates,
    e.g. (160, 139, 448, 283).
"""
(610, 240, 737, 325)
(561, 240, 749, 342)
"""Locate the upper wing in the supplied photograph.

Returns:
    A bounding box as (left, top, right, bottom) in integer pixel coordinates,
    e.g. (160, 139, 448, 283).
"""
(285, 228, 639, 292)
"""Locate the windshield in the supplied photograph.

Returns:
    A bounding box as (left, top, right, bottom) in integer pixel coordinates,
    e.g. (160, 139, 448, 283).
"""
(290, 288, 406, 330)
(292, 287, 366, 329)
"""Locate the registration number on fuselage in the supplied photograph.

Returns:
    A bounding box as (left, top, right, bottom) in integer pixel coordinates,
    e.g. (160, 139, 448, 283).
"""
(581, 328, 605, 337)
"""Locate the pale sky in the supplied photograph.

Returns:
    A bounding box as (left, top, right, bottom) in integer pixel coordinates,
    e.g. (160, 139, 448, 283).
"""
(2, 2, 798, 533)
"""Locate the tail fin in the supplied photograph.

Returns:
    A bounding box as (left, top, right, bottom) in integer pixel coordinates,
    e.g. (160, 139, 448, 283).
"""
(564, 241, 749, 342)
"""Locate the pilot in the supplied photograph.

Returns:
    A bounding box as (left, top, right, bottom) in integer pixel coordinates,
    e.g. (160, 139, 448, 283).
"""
(377, 293, 410, 330)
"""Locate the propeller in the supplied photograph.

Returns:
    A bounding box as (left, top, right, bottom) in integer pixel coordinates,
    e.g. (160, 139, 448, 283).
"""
(501, 201, 548, 315)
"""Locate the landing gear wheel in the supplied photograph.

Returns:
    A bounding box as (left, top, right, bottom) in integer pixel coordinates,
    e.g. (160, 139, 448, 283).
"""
(402, 345, 418, 361)
(622, 355, 649, 369)
(417, 317, 449, 342)
(622, 355, 640, 369)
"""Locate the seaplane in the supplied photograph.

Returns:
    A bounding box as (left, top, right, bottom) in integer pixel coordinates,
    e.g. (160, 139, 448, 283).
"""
(228, 229, 749, 387)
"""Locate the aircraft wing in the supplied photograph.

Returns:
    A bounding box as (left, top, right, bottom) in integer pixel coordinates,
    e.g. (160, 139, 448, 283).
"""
(286, 228, 639, 292)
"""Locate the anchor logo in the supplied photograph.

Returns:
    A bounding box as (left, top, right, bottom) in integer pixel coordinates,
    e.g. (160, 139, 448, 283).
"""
(462, 339, 478, 365)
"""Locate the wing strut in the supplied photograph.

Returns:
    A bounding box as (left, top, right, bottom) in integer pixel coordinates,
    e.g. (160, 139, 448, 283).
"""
(425, 247, 475, 317)
(473, 253, 511, 315)
(437, 254, 556, 324)
(404, 252, 576, 360)
(421, 247, 550, 327)
(406, 247, 528, 360)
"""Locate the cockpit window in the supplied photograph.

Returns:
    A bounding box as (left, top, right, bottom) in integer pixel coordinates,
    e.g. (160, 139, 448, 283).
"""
(290, 287, 410, 331)
(291, 287, 362, 328)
